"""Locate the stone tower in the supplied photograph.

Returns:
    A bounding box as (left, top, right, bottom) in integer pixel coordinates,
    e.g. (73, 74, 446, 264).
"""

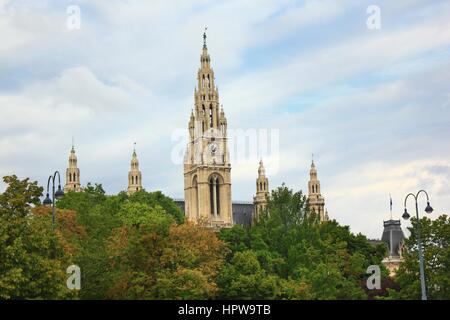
(127, 144, 142, 195)
(253, 160, 269, 223)
(183, 31, 232, 228)
(381, 219, 405, 276)
(64, 143, 81, 193)
(308, 157, 328, 221)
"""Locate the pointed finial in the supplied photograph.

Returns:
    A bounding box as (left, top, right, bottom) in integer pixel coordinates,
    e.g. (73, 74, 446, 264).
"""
(389, 194, 393, 220)
(258, 158, 265, 176)
(132, 142, 137, 157)
(311, 153, 315, 167)
(203, 27, 208, 49)
(71, 137, 75, 152)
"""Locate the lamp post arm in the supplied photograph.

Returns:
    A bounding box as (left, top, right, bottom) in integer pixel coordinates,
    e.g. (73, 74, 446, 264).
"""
(54, 171, 61, 186)
(416, 189, 430, 202)
(46, 175, 52, 194)
(404, 193, 416, 208)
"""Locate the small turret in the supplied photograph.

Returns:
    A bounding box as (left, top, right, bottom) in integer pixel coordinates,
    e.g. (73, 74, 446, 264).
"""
(64, 141, 81, 193)
(127, 143, 143, 195)
(308, 155, 327, 221)
(253, 159, 269, 223)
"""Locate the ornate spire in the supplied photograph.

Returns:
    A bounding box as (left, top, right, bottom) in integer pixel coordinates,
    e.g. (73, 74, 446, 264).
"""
(64, 141, 81, 193)
(128, 143, 142, 195)
(307, 157, 327, 221)
(253, 159, 269, 224)
(183, 34, 233, 228)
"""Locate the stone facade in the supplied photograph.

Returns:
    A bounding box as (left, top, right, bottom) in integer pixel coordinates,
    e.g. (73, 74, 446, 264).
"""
(253, 160, 269, 223)
(308, 159, 329, 221)
(381, 219, 405, 276)
(127, 145, 142, 195)
(64, 144, 82, 193)
(183, 32, 233, 228)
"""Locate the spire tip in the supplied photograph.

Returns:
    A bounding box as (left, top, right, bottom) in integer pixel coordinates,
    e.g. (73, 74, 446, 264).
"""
(203, 27, 208, 49)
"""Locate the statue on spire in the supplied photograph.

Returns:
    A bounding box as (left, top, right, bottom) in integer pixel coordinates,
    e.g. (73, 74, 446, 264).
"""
(203, 27, 208, 49)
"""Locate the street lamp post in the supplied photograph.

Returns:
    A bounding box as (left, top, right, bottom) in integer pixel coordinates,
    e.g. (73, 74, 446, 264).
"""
(402, 189, 433, 301)
(42, 171, 64, 230)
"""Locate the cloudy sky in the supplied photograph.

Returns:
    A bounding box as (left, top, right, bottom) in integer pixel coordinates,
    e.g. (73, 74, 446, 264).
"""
(1, 0, 449, 238)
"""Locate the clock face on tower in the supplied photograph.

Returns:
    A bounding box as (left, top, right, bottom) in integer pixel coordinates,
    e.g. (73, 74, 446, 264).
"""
(208, 142, 218, 155)
(206, 141, 223, 164)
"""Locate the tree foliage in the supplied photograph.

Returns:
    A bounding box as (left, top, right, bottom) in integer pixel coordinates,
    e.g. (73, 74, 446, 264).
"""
(218, 184, 386, 300)
(387, 215, 450, 300)
(0, 175, 77, 299)
(107, 221, 226, 299)
(2, 174, 447, 300)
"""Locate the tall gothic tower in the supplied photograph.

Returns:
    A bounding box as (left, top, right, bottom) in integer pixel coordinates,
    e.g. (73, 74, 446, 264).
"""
(183, 31, 232, 228)
(127, 144, 142, 195)
(308, 158, 328, 221)
(253, 160, 269, 223)
(64, 143, 81, 193)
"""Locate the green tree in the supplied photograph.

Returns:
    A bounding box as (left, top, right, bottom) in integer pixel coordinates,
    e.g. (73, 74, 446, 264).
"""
(128, 190, 184, 224)
(55, 187, 185, 299)
(218, 184, 383, 300)
(0, 175, 75, 299)
(217, 250, 280, 299)
(388, 215, 450, 300)
(108, 220, 225, 299)
(56, 184, 122, 299)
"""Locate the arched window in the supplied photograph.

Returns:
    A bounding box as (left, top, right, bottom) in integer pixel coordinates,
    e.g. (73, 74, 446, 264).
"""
(216, 179, 220, 215)
(209, 105, 213, 127)
(209, 175, 221, 217)
(132, 176, 134, 185)
(193, 176, 199, 219)
(209, 178, 214, 215)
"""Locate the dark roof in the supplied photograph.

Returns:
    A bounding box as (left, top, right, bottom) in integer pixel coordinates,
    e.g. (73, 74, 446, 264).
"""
(173, 199, 254, 227)
(381, 219, 405, 257)
(231, 202, 254, 226)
